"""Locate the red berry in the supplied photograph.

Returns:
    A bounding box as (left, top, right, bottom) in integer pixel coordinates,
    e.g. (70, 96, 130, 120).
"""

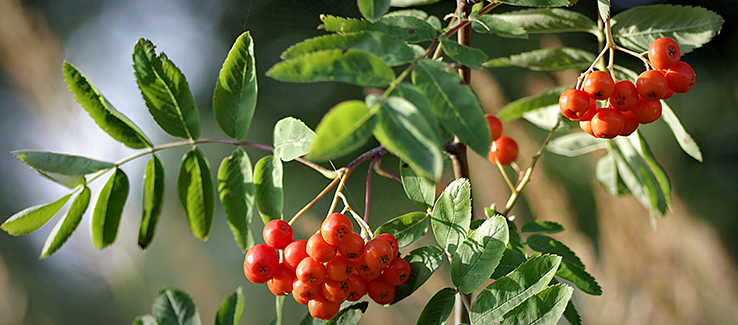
(283, 239, 309, 271)
(367, 278, 398, 305)
(580, 120, 594, 136)
(489, 136, 518, 166)
(591, 108, 625, 139)
(293, 278, 322, 302)
(263, 219, 293, 249)
(376, 233, 399, 258)
(583, 71, 615, 100)
(338, 232, 364, 260)
(636, 70, 668, 101)
(308, 296, 341, 320)
(664, 61, 695, 93)
(620, 111, 639, 136)
(346, 274, 368, 301)
(243, 244, 279, 283)
(484, 114, 503, 141)
(630, 96, 662, 124)
(559, 89, 591, 120)
(609, 80, 639, 111)
(295, 257, 327, 287)
(307, 233, 337, 263)
(382, 257, 412, 286)
(576, 98, 598, 121)
(364, 238, 394, 270)
(322, 278, 351, 303)
(326, 255, 354, 281)
(353, 254, 375, 279)
(648, 37, 681, 69)
(267, 263, 295, 295)
(321, 213, 353, 246)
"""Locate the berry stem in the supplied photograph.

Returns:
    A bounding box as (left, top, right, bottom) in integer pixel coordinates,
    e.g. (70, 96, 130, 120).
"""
(494, 153, 516, 192)
(365, 156, 377, 223)
(288, 175, 343, 226)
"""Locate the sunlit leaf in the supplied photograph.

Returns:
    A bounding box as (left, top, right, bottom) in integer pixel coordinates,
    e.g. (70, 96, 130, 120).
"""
(133, 38, 200, 140)
(416, 288, 455, 325)
(597, 0, 610, 21)
(218, 148, 255, 252)
(273, 117, 315, 162)
(629, 132, 672, 208)
(661, 100, 702, 162)
(547, 132, 608, 157)
(91, 168, 129, 249)
(177, 148, 215, 241)
(472, 15, 528, 39)
(493, 8, 597, 34)
(307, 100, 377, 162)
(485, 47, 595, 72)
(499, 86, 568, 121)
(358, 0, 391, 21)
(40, 187, 91, 259)
(431, 178, 472, 255)
(132, 315, 158, 325)
(254, 156, 284, 223)
(390, 0, 443, 7)
(267, 49, 394, 87)
(215, 287, 245, 325)
(527, 234, 602, 295)
(612, 139, 667, 216)
(375, 211, 429, 248)
(282, 32, 416, 66)
(496, 0, 577, 7)
(63, 62, 152, 149)
(320, 15, 438, 43)
(1, 193, 72, 236)
(139, 154, 165, 249)
(389, 83, 439, 134)
(439, 35, 489, 70)
(213, 32, 258, 142)
(399, 160, 436, 210)
(564, 300, 583, 325)
(501, 284, 573, 325)
(451, 216, 509, 294)
(152, 287, 202, 325)
(595, 152, 630, 196)
(394, 245, 444, 303)
(12, 151, 114, 177)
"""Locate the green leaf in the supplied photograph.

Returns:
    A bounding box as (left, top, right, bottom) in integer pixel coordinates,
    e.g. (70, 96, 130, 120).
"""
(91, 168, 129, 249)
(273, 117, 316, 162)
(431, 178, 472, 255)
(527, 234, 602, 295)
(132, 315, 158, 325)
(493, 8, 597, 34)
(281, 32, 417, 67)
(375, 212, 429, 248)
(451, 216, 509, 294)
(597, 0, 610, 21)
(399, 160, 436, 210)
(254, 155, 284, 223)
(629, 132, 672, 208)
(485, 47, 595, 72)
(563, 300, 582, 325)
(139, 154, 165, 249)
(439, 35, 489, 70)
(320, 15, 438, 43)
(499, 85, 568, 121)
(595, 152, 630, 196)
(266, 49, 395, 87)
(416, 288, 456, 325)
(491, 247, 528, 279)
(470, 254, 562, 325)
(412, 60, 490, 157)
(501, 284, 573, 325)
(152, 287, 202, 325)
(213, 32, 258, 142)
(177, 148, 215, 241)
(522, 105, 561, 130)
(215, 287, 245, 325)
(612, 5, 724, 54)
(40, 187, 91, 259)
(389, 83, 438, 133)
(307, 100, 377, 162)
(521, 220, 564, 234)
(472, 15, 528, 39)
(373, 96, 444, 180)
(661, 100, 702, 162)
(612, 139, 667, 216)
(12, 150, 115, 177)
(1, 193, 72, 236)
(395, 245, 445, 303)
(327, 302, 369, 325)
(547, 132, 608, 157)
(218, 148, 256, 252)
(358, 0, 391, 21)
(133, 38, 200, 140)
(389, 0, 443, 7)
(63, 62, 152, 149)
(497, 0, 577, 7)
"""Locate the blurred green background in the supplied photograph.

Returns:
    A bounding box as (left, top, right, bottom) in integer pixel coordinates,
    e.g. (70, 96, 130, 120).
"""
(1, 0, 737, 324)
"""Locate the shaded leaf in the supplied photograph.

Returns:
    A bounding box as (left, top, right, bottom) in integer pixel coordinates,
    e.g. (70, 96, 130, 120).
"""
(521, 220, 564, 234)
(132, 315, 158, 325)
(412, 60, 490, 157)
(527, 234, 602, 295)
(471, 254, 561, 324)
(218, 148, 256, 252)
(472, 15, 528, 39)
(499, 85, 568, 121)
(451, 216, 509, 294)
(395, 245, 445, 303)
(522, 104, 561, 130)
(327, 302, 369, 325)
(373, 96, 444, 180)
(40, 186, 91, 259)
(416, 288, 455, 325)
(390, 0, 443, 7)
(133, 38, 200, 140)
(177, 148, 215, 240)
(497, 0, 578, 7)
(491, 247, 528, 279)
(63, 62, 152, 149)
(389, 83, 439, 134)
(629, 132, 672, 208)
(612, 5, 724, 54)
(439, 35, 489, 70)
(273, 117, 316, 162)
(215, 287, 244, 325)
(563, 300, 583, 325)
(12, 150, 114, 177)
(358, 0, 391, 21)
(267, 49, 394, 87)
(91, 168, 129, 249)
(431, 178, 472, 255)
(661, 100, 702, 162)
(139, 154, 165, 249)
(375, 212, 429, 248)
(501, 284, 573, 325)
(399, 160, 436, 210)
(152, 287, 202, 325)
(612, 138, 667, 216)
(307, 100, 377, 162)
(493, 8, 597, 34)
(547, 132, 607, 157)
(213, 31, 258, 142)
(282, 32, 416, 66)
(595, 152, 630, 197)
(320, 15, 438, 43)
(254, 156, 284, 223)
(1, 193, 72, 236)
(485, 47, 595, 72)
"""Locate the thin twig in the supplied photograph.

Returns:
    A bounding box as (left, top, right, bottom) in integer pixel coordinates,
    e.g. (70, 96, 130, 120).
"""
(288, 176, 342, 226)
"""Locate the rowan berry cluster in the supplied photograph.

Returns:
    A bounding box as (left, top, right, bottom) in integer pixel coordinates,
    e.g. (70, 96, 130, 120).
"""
(486, 114, 518, 166)
(243, 213, 411, 320)
(559, 37, 696, 138)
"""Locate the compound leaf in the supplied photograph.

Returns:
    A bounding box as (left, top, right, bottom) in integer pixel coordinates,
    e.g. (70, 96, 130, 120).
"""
(451, 216, 509, 294)
(266, 49, 395, 87)
(40, 186, 91, 259)
(254, 156, 283, 223)
(139, 154, 165, 249)
(91, 168, 129, 249)
(177, 148, 215, 241)
(431, 178, 472, 255)
(213, 32, 258, 142)
(218, 148, 256, 252)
